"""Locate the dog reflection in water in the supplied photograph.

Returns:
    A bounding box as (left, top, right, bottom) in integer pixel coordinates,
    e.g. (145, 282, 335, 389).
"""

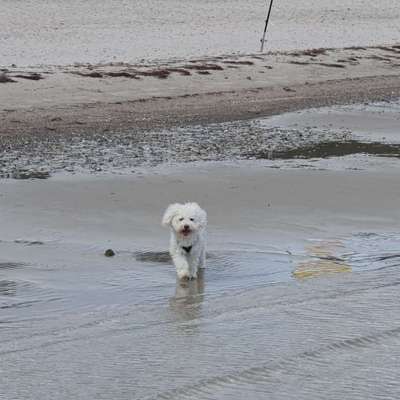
(169, 269, 205, 323)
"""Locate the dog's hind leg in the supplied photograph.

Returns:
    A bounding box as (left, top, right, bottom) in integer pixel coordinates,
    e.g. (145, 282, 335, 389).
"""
(199, 248, 206, 269)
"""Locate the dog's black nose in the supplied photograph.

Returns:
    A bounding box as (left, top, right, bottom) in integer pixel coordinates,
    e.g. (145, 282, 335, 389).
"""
(183, 224, 190, 230)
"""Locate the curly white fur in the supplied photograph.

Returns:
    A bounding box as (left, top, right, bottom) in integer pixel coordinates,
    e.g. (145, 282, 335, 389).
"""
(162, 202, 207, 280)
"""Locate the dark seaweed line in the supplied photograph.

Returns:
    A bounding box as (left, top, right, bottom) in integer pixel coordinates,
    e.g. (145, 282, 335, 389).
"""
(148, 326, 400, 400)
(348, 253, 400, 263)
(252, 140, 400, 160)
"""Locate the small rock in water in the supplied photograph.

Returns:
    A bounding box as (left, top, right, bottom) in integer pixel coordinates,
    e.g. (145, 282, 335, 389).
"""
(104, 249, 115, 257)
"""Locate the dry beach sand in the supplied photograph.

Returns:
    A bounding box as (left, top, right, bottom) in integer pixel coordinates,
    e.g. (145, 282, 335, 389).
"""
(2, 0, 400, 66)
(1, 45, 400, 137)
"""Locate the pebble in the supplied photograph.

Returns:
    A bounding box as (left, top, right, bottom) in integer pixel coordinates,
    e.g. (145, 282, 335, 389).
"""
(104, 249, 115, 257)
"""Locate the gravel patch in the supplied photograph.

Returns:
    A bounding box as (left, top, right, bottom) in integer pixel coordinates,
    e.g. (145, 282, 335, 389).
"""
(0, 118, 351, 178)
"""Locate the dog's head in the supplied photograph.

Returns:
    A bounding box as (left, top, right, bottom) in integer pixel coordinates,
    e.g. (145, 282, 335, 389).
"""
(162, 202, 207, 238)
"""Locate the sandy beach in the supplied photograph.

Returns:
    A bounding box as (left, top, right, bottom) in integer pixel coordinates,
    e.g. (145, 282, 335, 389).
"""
(1, 45, 400, 138)
(2, 0, 400, 66)
(1, 1, 400, 399)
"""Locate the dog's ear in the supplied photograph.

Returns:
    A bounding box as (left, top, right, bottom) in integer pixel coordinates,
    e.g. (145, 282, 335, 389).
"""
(197, 208, 207, 229)
(189, 202, 207, 228)
(162, 203, 181, 227)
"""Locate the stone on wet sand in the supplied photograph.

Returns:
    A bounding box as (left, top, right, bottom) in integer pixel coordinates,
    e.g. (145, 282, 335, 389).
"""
(104, 249, 115, 257)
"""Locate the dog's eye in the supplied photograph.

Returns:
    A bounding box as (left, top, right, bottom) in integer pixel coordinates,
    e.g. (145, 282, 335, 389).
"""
(179, 217, 184, 221)
(190, 218, 194, 221)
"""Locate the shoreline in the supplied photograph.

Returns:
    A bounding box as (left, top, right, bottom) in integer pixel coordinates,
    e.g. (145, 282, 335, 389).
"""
(1, 44, 400, 136)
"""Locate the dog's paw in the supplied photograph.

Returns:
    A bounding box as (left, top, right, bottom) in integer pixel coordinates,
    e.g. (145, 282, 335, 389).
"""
(189, 271, 198, 280)
(177, 271, 197, 280)
(177, 270, 190, 280)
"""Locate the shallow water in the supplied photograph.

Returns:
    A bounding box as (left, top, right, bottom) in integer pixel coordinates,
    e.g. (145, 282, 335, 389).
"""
(1, 162, 400, 399)
(1, 230, 400, 399)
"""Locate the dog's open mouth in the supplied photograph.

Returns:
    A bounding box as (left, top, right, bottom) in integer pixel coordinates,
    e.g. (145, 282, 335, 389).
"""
(181, 227, 192, 237)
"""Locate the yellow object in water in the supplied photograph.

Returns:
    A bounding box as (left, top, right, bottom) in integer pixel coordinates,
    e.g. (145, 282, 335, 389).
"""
(293, 260, 351, 279)
(293, 241, 352, 279)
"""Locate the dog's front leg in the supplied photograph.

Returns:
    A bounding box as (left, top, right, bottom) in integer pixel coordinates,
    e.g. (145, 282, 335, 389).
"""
(188, 260, 198, 280)
(172, 254, 191, 280)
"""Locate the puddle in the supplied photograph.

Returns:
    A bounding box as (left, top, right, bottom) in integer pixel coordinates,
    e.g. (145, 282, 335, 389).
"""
(254, 140, 400, 160)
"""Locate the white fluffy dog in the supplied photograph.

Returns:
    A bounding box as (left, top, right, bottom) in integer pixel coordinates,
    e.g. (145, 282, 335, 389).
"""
(162, 202, 207, 280)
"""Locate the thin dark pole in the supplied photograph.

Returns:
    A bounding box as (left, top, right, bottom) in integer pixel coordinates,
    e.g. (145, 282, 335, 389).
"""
(260, 0, 274, 52)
